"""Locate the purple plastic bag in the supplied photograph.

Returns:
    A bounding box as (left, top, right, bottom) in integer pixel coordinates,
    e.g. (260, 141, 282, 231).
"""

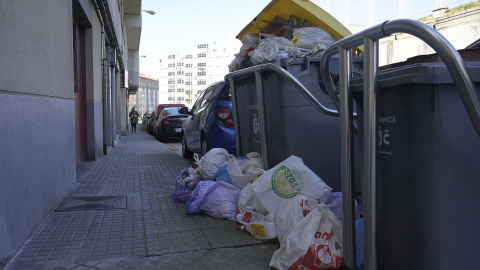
(185, 180, 215, 213)
(200, 181, 241, 221)
(326, 191, 360, 224)
(170, 167, 203, 202)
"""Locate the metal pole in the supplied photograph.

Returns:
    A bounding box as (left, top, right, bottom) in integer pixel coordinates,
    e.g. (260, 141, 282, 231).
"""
(339, 47, 357, 269)
(229, 78, 242, 157)
(255, 71, 269, 169)
(363, 36, 378, 270)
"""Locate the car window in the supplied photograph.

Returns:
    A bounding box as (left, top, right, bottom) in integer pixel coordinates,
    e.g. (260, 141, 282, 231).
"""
(217, 84, 231, 101)
(192, 90, 206, 115)
(199, 85, 216, 109)
(163, 107, 182, 117)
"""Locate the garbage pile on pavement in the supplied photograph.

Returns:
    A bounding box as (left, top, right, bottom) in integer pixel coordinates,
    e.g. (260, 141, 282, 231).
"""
(229, 16, 337, 72)
(171, 148, 364, 270)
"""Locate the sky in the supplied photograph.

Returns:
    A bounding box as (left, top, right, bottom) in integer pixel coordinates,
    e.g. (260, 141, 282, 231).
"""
(139, 0, 270, 77)
(138, 0, 471, 78)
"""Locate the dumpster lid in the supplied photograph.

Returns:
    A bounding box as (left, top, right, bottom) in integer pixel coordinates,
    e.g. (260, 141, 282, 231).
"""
(235, 0, 352, 42)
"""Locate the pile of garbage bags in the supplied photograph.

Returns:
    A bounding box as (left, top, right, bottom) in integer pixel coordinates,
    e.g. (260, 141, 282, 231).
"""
(170, 148, 363, 270)
(229, 16, 337, 72)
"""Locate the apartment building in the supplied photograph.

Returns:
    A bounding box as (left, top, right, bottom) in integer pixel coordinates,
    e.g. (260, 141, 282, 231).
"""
(159, 42, 240, 106)
(129, 74, 159, 116)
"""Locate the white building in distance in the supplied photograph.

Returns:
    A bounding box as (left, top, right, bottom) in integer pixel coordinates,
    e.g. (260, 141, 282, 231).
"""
(159, 42, 241, 107)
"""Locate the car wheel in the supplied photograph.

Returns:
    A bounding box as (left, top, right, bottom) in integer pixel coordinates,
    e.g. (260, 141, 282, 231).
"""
(182, 135, 193, 158)
(201, 135, 210, 156)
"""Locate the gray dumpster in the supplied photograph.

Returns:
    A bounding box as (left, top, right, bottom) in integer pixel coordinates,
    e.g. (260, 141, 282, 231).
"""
(226, 56, 362, 192)
(351, 50, 480, 269)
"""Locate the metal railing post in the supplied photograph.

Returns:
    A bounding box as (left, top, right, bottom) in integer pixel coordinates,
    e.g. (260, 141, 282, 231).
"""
(255, 71, 269, 169)
(363, 36, 379, 270)
(339, 46, 357, 269)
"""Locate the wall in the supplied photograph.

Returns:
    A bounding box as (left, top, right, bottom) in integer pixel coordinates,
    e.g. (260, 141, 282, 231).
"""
(0, 1, 76, 263)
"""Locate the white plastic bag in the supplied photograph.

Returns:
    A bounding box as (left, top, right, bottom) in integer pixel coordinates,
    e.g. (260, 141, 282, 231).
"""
(270, 203, 344, 270)
(273, 195, 321, 242)
(289, 27, 336, 56)
(195, 148, 229, 180)
(250, 155, 332, 217)
(249, 36, 291, 65)
(237, 182, 269, 216)
(227, 152, 264, 188)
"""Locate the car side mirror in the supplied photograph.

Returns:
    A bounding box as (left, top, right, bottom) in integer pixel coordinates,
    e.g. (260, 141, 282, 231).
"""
(178, 106, 190, 115)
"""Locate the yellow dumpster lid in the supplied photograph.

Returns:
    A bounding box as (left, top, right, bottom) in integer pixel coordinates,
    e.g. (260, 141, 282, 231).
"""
(236, 0, 352, 41)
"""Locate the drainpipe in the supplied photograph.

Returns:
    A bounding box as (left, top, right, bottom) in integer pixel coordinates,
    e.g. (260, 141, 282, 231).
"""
(110, 49, 117, 145)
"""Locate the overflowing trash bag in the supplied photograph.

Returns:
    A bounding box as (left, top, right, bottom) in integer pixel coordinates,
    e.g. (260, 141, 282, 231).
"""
(227, 152, 264, 188)
(171, 150, 362, 270)
(249, 155, 332, 217)
(215, 164, 232, 184)
(185, 180, 216, 214)
(270, 202, 344, 270)
(229, 15, 339, 72)
(195, 148, 229, 180)
(170, 167, 203, 202)
(185, 180, 241, 221)
(326, 192, 361, 225)
(199, 181, 241, 221)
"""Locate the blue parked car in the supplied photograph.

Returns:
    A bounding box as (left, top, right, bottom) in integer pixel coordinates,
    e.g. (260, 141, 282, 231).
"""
(179, 81, 236, 158)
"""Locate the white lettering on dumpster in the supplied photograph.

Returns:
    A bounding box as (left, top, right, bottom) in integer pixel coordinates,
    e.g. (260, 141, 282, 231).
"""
(378, 115, 396, 123)
(377, 115, 395, 156)
(253, 112, 260, 134)
(378, 127, 390, 147)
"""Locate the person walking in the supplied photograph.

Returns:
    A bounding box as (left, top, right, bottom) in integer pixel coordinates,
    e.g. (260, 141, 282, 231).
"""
(129, 107, 139, 133)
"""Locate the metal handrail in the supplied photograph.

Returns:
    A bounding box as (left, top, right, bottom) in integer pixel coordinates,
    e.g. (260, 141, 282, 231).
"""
(225, 62, 340, 167)
(319, 19, 480, 270)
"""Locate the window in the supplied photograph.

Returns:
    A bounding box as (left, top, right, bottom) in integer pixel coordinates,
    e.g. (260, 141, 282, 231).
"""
(217, 84, 231, 101)
(197, 44, 208, 49)
(197, 63, 206, 67)
(197, 71, 206, 76)
(177, 79, 184, 84)
(168, 55, 175, 59)
(168, 72, 175, 76)
(177, 62, 183, 67)
(177, 88, 184, 93)
(186, 73, 192, 77)
(185, 63, 192, 68)
(197, 52, 206, 58)
(198, 80, 206, 85)
(199, 85, 216, 108)
(168, 64, 174, 68)
(177, 71, 183, 75)
(186, 55, 193, 59)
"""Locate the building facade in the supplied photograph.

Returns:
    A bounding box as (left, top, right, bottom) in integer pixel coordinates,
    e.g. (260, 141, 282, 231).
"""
(129, 74, 159, 116)
(158, 42, 240, 107)
(378, 5, 480, 66)
(0, 0, 142, 266)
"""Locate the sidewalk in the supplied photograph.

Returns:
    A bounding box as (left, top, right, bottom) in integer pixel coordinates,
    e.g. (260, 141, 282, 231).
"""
(6, 129, 277, 270)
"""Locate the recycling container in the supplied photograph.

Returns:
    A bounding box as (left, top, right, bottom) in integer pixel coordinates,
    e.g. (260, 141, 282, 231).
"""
(351, 50, 480, 269)
(229, 56, 362, 192)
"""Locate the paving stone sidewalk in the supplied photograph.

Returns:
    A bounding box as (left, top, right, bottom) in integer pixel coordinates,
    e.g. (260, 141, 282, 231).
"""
(6, 129, 277, 270)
